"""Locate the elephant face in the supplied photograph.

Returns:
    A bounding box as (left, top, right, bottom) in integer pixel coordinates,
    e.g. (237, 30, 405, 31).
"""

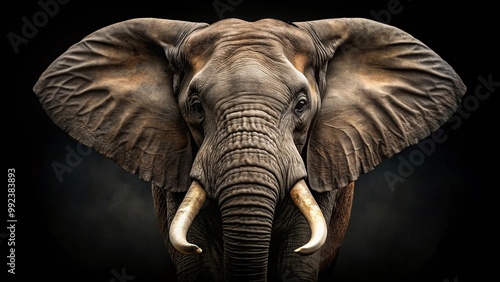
(181, 19, 318, 194)
(33, 17, 466, 281)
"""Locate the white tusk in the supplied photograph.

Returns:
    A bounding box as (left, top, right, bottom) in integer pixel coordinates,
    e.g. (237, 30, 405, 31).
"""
(290, 179, 327, 255)
(169, 180, 206, 254)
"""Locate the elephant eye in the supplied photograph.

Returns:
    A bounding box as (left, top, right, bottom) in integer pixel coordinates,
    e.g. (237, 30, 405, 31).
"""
(294, 95, 309, 115)
(189, 95, 204, 118)
(193, 101, 204, 114)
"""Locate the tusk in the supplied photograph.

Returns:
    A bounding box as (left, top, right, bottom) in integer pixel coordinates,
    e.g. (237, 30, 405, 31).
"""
(290, 179, 327, 255)
(169, 180, 206, 254)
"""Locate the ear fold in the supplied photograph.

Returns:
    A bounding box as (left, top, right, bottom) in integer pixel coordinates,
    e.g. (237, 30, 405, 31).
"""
(33, 18, 208, 192)
(295, 18, 466, 192)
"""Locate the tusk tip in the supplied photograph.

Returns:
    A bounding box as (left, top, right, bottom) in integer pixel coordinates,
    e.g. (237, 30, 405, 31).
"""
(294, 241, 324, 255)
(294, 247, 313, 256)
(173, 243, 203, 255)
(183, 244, 203, 255)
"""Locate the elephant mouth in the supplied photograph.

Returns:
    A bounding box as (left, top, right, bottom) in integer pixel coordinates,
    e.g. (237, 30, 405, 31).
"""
(168, 179, 327, 256)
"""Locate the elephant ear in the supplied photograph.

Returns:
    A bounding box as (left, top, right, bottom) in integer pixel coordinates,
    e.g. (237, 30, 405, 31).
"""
(33, 18, 208, 192)
(295, 18, 466, 192)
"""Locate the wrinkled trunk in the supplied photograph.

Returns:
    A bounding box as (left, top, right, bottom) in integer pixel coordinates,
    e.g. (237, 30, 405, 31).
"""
(218, 168, 279, 281)
(215, 120, 281, 281)
(199, 104, 291, 280)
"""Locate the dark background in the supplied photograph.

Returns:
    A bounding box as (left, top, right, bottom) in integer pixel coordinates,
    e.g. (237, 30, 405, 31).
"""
(5, 1, 497, 281)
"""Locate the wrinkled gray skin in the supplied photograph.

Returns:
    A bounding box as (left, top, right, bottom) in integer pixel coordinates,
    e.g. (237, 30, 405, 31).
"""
(34, 18, 466, 281)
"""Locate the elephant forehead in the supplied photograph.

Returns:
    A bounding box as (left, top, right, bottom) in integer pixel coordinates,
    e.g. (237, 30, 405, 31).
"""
(190, 46, 310, 92)
(183, 18, 315, 73)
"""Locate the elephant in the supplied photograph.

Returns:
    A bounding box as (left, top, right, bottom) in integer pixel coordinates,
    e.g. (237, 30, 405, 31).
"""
(33, 17, 466, 281)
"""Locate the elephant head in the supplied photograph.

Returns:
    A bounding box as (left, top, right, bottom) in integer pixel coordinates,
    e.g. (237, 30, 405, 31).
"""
(33, 17, 466, 281)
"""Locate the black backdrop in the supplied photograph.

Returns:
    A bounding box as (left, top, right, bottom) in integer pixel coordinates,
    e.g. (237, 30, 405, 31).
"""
(5, 1, 497, 281)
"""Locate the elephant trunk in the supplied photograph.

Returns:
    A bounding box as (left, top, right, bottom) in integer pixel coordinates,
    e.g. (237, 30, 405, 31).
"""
(175, 104, 328, 280)
(218, 175, 279, 281)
